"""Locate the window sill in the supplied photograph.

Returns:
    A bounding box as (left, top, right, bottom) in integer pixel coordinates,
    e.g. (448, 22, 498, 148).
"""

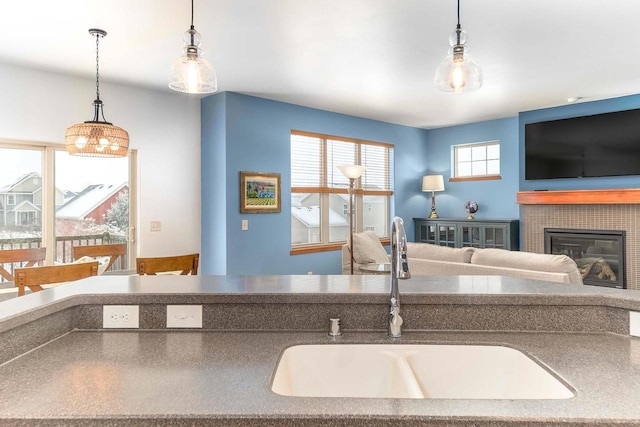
(291, 238, 390, 255)
(449, 175, 501, 182)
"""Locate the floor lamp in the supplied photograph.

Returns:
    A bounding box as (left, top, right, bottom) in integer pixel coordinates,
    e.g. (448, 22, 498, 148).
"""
(422, 175, 445, 218)
(339, 165, 366, 275)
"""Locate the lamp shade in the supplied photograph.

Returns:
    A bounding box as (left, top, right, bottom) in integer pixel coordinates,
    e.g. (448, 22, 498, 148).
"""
(422, 175, 445, 192)
(338, 165, 366, 179)
(65, 120, 129, 157)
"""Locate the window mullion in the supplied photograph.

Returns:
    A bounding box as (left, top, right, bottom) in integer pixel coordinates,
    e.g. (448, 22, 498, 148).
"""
(320, 138, 330, 244)
(42, 147, 55, 265)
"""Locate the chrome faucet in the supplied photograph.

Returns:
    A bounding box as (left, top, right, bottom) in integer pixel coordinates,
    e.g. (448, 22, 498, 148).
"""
(388, 216, 411, 338)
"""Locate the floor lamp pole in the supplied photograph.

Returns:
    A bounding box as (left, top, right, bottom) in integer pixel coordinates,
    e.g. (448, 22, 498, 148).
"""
(348, 178, 355, 275)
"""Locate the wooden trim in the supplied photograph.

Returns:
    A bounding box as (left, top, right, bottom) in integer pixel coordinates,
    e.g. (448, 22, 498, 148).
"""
(290, 238, 391, 256)
(292, 187, 393, 196)
(291, 129, 394, 148)
(449, 175, 501, 182)
(516, 188, 640, 205)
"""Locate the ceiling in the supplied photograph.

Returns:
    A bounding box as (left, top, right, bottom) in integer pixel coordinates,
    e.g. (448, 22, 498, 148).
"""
(2, 0, 639, 129)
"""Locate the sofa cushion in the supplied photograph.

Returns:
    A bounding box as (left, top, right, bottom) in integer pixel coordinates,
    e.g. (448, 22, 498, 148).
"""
(471, 248, 583, 284)
(407, 242, 474, 264)
(351, 231, 389, 264)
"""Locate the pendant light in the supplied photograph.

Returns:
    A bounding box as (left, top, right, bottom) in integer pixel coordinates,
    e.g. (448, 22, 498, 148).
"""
(65, 29, 129, 157)
(434, 0, 483, 93)
(169, 0, 217, 94)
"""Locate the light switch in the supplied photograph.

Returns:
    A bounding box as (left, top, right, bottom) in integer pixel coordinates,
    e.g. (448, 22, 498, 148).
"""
(242, 219, 249, 231)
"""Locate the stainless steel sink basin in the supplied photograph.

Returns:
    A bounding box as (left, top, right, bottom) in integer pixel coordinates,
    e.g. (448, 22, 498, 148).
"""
(271, 344, 574, 399)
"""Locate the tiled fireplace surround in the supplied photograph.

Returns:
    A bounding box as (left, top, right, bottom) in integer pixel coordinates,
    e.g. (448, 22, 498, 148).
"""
(518, 189, 640, 291)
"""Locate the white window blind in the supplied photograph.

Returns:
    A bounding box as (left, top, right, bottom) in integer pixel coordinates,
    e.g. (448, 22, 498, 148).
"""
(290, 130, 394, 249)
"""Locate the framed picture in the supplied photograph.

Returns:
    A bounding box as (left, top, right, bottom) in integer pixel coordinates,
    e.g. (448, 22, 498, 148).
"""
(240, 171, 281, 213)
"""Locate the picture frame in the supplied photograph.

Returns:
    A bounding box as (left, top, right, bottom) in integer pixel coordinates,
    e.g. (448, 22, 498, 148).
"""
(240, 171, 281, 213)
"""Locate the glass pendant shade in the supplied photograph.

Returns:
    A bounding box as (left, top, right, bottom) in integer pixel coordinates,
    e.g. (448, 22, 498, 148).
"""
(434, 0, 483, 94)
(435, 27, 482, 92)
(65, 29, 129, 157)
(169, 26, 217, 94)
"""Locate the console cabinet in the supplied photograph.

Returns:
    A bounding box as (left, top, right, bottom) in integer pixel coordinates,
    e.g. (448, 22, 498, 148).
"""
(413, 218, 519, 250)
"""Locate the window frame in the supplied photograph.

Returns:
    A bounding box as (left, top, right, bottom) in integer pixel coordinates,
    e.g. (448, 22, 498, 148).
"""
(450, 140, 501, 182)
(290, 130, 393, 254)
(0, 139, 137, 267)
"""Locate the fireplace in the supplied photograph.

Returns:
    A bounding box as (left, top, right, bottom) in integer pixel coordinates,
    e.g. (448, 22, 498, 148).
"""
(544, 228, 626, 289)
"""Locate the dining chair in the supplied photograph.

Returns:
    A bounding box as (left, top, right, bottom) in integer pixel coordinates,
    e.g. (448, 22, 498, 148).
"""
(0, 247, 47, 282)
(136, 253, 199, 275)
(14, 262, 99, 296)
(73, 243, 127, 272)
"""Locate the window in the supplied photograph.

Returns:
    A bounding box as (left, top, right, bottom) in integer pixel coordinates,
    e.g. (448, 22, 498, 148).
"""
(452, 141, 501, 181)
(0, 142, 136, 275)
(291, 130, 394, 253)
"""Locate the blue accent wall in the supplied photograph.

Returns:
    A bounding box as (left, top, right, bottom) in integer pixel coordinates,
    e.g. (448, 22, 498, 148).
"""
(424, 117, 520, 220)
(519, 94, 640, 191)
(201, 92, 640, 274)
(201, 92, 428, 275)
(201, 92, 227, 275)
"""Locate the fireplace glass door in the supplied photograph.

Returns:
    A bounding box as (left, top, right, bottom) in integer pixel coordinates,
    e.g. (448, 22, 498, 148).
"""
(544, 228, 625, 289)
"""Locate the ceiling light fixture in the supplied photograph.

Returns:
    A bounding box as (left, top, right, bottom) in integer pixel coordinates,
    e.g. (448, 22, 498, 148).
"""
(65, 29, 129, 157)
(434, 0, 482, 93)
(169, 0, 217, 94)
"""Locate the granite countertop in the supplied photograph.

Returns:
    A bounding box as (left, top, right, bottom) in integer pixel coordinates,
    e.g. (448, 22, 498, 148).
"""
(1, 329, 640, 426)
(1, 274, 640, 426)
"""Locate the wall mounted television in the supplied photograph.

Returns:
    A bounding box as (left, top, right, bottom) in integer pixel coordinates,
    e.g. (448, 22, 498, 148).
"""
(525, 108, 640, 180)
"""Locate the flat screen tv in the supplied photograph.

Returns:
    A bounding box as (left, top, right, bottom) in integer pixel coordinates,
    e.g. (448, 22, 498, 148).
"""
(525, 108, 640, 180)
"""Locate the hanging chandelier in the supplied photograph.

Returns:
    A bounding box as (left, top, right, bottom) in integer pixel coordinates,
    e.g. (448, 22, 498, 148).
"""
(169, 0, 217, 94)
(434, 0, 483, 93)
(65, 29, 129, 157)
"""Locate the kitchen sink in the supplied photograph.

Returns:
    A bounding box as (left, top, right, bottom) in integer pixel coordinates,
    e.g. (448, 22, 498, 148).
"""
(271, 344, 574, 399)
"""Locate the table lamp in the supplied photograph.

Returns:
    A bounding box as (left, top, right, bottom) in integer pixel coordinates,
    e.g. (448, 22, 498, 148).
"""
(422, 175, 445, 218)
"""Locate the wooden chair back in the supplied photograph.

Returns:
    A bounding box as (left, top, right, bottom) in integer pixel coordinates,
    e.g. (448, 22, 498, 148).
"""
(73, 243, 127, 271)
(14, 262, 99, 296)
(0, 247, 47, 282)
(136, 253, 199, 275)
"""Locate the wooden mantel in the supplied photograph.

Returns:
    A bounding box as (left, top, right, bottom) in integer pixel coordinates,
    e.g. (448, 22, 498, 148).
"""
(517, 188, 640, 205)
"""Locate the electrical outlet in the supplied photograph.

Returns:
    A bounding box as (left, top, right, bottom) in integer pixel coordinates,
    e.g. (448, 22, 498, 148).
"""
(167, 305, 202, 328)
(103, 305, 140, 328)
(241, 219, 249, 231)
(150, 221, 162, 232)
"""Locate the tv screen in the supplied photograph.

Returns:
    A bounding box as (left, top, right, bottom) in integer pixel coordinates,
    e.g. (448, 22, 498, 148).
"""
(525, 109, 640, 180)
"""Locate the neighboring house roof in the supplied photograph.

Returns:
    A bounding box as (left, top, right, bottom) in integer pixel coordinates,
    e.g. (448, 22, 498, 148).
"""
(291, 206, 348, 227)
(0, 171, 40, 193)
(56, 183, 127, 220)
(11, 200, 40, 213)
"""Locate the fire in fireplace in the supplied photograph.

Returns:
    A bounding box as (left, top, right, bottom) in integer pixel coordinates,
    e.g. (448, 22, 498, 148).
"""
(544, 228, 626, 289)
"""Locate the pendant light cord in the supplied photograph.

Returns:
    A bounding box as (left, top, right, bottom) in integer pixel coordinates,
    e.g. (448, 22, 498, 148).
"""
(191, 0, 194, 28)
(456, 0, 462, 45)
(95, 33, 101, 101)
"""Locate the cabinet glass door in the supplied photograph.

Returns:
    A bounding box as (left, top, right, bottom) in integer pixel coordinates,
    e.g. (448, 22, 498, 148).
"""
(461, 225, 482, 247)
(438, 224, 457, 247)
(484, 226, 506, 248)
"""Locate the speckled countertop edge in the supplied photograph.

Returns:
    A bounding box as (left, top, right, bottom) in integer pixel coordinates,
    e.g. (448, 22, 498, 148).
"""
(2, 274, 640, 332)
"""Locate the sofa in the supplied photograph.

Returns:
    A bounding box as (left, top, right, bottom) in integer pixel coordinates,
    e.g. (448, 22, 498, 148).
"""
(341, 232, 583, 285)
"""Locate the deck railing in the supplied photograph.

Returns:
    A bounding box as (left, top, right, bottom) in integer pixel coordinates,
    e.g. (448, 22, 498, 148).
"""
(0, 233, 128, 282)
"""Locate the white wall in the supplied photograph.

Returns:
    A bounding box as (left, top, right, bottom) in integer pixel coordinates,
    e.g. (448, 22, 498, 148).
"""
(0, 63, 201, 258)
